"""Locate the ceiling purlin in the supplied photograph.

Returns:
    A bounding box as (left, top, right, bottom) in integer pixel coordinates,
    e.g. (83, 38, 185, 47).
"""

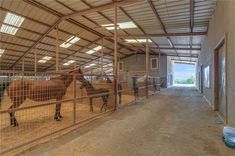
(189, 0, 195, 61)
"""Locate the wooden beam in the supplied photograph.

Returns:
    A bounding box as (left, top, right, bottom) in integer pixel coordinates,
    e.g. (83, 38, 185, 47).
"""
(190, 0, 195, 61)
(105, 32, 207, 38)
(190, 0, 195, 33)
(55, 25, 59, 72)
(114, 6, 118, 110)
(148, 47, 201, 51)
(63, 0, 142, 19)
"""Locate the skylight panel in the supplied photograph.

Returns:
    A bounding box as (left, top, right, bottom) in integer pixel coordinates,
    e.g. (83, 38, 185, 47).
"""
(0, 24, 18, 35)
(60, 42, 72, 48)
(0, 49, 5, 54)
(0, 12, 25, 35)
(38, 60, 47, 63)
(0, 49, 5, 57)
(86, 46, 102, 54)
(102, 21, 137, 30)
(84, 63, 96, 68)
(3, 12, 25, 27)
(63, 60, 75, 66)
(86, 50, 95, 54)
(38, 56, 52, 63)
(42, 56, 52, 60)
(60, 36, 80, 48)
(93, 46, 102, 51)
(125, 39, 152, 43)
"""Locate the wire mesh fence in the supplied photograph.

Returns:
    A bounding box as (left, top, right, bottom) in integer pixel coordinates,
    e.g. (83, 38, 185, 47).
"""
(0, 69, 160, 154)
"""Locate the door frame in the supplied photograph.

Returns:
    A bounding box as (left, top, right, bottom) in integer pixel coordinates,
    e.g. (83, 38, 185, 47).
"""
(214, 34, 227, 123)
(200, 65, 204, 93)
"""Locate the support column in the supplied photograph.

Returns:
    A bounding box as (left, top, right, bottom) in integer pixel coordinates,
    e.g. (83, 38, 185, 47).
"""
(101, 37, 104, 78)
(145, 39, 149, 98)
(56, 25, 59, 72)
(34, 48, 37, 72)
(114, 6, 118, 110)
(22, 57, 25, 72)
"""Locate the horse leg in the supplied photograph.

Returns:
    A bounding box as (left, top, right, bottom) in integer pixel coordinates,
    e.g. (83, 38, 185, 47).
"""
(8, 105, 18, 127)
(118, 93, 122, 104)
(89, 98, 93, 112)
(100, 96, 105, 112)
(54, 99, 62, 121)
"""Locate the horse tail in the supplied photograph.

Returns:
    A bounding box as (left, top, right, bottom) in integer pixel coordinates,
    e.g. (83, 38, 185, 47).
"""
(0, 81, 10, 103)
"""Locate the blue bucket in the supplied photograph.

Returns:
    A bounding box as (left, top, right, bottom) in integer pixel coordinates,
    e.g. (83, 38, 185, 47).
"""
(223, 126, 235, 148)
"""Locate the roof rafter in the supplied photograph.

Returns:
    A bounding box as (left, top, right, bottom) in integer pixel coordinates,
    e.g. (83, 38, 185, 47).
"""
(63, 0, 142, 19)
(147, 0, 179, 58)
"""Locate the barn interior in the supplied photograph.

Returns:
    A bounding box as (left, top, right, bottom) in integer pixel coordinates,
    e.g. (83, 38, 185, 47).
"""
(0, 0, 235, 155)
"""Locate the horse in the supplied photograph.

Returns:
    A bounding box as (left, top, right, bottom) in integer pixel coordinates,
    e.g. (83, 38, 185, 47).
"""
(0, 81, 9, 104)
(96, 72, 122, 104)
(77, 70, 109, 112)
(1, 69, 81, 127)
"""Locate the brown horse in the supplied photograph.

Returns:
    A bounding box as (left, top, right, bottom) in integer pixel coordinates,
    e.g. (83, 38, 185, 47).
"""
(2, 69, 81, 127)
(77, 69, 109, 112)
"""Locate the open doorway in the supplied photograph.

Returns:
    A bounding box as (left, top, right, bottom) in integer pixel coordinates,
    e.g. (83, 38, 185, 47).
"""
(173, 62, 196, 87)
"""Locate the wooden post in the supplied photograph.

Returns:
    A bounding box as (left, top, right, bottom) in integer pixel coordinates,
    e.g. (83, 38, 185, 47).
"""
(73, 72, 77, 124)
(114, 6, 118, 110)
(22, 57, 25, 72)
(158, 50, 161, 75)
(34, 48, 37, 72)
(158, 48, 161, 89)
(56, 25, 59, 72)
(101, 36, 104, 78)
(145, 39, 149, 98)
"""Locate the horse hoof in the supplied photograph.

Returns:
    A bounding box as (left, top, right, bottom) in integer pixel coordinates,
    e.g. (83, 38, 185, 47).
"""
(54, 116, 62, 121)
(59, 115, 63, 118)
(11, 122, 19, 127)
(55, 118, 61, 121)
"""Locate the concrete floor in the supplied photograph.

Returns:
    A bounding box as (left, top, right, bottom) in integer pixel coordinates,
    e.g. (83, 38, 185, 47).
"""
(20, 87, 235, 156)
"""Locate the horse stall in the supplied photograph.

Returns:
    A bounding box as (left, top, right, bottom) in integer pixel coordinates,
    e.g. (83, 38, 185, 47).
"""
(0, 68, 160, 154)
(0, 70, 118, 154)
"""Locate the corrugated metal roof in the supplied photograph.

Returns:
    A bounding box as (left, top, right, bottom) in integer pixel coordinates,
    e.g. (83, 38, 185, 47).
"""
(0, 0, 217, 71)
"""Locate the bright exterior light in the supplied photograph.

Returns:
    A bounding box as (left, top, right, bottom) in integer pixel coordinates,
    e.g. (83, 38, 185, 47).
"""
(60, 36, 80, 48)
(86, 46, 102, 54)
(63, 60, 75, 66)
(0, 12, 25, 35)
(38, 56, 52, 63)
(102, 21, 137, 30)
(125, 39, 152, 43)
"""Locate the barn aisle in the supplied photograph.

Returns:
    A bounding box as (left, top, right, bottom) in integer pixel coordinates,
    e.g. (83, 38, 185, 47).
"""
(21, 87, 234, 156)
